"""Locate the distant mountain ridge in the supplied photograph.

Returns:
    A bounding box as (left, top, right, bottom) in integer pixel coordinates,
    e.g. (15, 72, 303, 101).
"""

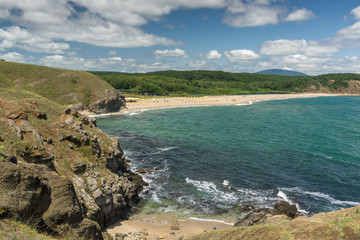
(256, 69, 308, 76)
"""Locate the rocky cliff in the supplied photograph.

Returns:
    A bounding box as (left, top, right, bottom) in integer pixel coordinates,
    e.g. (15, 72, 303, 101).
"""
(0, 88, 145, 239)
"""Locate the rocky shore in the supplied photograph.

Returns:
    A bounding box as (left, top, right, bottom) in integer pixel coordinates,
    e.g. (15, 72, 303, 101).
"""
(0, 89, 145, 240)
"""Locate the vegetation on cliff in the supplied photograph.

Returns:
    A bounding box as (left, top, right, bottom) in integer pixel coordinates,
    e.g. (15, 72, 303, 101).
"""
(0, 63, 144, 239)
(0, 61, 125, 113)
(92, 70, 360, 96)
(191, 206, 360, 240)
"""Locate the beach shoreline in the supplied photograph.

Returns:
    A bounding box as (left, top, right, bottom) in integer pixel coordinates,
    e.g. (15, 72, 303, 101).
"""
(106, 213, 234, 240)
(82, 93, 348, 117)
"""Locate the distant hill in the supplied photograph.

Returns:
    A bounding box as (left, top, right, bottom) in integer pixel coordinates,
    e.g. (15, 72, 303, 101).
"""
(0, 61, 113, 106)
(93, 70, 360, 96)
(255, 69, 308, 76)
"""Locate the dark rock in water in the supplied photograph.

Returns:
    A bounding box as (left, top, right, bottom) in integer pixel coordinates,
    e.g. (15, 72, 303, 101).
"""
(274, 201, 298, 218)
(89, 89, 126, 114)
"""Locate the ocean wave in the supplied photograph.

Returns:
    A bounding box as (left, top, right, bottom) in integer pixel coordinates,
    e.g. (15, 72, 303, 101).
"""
(185, 178, 238, 203)
(280, 187, 360, 208)
(277, 189, 309, 214)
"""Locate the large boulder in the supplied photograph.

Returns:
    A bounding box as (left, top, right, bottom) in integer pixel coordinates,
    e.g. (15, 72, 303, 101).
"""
(0, 162, 102, 239)
(89, 89, 126, 114)
(274, 201, 298, 218)
(235, 202, 298, 227)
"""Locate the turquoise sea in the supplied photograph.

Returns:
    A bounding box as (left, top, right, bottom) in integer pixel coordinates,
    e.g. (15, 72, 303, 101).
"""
(97, 96, 360, 218)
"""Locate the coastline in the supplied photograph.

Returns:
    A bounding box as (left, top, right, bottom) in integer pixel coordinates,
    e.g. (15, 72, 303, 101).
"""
(100, 92, 353, 239)
(106, 213, 234, 240)
(82, 93, 347, 116)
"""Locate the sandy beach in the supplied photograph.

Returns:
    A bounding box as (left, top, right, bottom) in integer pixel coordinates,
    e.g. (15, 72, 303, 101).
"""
(83, 93, 345, 116)
(106, 213, 233, 240)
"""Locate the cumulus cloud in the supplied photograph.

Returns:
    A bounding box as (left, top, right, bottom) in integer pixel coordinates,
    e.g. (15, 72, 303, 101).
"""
(223, 0, 314, 27)
(223, 1, 283, 27)
(0, 0, 182, 52)
(154, 48, 188, 58)
(206, 50, 222, 59)
(0, 26, 69, 53)
(0, 0, 317, 54)
(0, 52, 25, 62)
(260, 39, 338, 57)
(108, 50, 117, 55)
(285, 8, 315, 22)
(351, 6, 360, 20)
(225, 49, 260, 62)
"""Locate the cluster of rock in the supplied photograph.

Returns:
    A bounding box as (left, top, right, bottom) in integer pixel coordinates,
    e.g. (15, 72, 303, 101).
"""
(88, 89, 126, 114)
(0, 100, 145, 240)
(235, 201, 298, 227)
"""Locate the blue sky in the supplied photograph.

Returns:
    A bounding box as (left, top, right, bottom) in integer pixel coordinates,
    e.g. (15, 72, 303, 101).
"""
(1, 0, 360, 75)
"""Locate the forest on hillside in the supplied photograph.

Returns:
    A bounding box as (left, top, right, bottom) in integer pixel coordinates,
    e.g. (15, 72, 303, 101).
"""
(92, 70, 359, 96)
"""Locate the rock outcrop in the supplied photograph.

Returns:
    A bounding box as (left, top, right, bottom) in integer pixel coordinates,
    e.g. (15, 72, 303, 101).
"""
(0, 162, 102, 239)
(234, 201, 298, 227)
(89, 89, 126, 114)
(0, 96, 145, 240)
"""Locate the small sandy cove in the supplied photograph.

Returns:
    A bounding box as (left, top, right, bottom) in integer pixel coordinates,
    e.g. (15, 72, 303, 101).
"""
(82, 93, 346, 116)
(106, 213, 233, 240)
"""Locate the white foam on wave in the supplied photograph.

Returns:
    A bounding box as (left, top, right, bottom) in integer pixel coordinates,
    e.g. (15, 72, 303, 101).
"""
(280, 187, 360, 209)
(187, 217, 234, 226)
(156, 146, 178, 152)
(277, 189, 309, 214)
(185, 178, 238, 203)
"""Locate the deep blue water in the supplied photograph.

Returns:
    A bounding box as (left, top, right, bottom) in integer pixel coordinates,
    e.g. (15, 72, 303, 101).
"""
(97, 96, 360, 218)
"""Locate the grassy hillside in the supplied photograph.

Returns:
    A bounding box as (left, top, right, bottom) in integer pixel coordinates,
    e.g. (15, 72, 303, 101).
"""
(190, 206, 360, 240)
(0, 61, 113, 106)
(92, 70, 360, 96)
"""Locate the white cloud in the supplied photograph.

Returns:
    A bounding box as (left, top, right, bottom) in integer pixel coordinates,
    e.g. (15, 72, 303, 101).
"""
(260, 39, 338, 57)
(285, 8, 315, 22)
(223, 0, 314, 27)
(0, 26, 70, 53)
(224, 3, 282, 27)
(155, 48, 188, 58)
(108, 50, 117, 55)
(225, 49, 260, 62)
(187, 60, 206, 68)
(0, 52, 25, 62)
(351, 6, 360, 20)
(0, 0, 316, 53)
(206, 50, 222, 59)
(333, 22, 360, 48)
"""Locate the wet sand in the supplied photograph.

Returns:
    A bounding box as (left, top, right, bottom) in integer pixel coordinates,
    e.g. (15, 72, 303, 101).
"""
(106, 213, 234, 240)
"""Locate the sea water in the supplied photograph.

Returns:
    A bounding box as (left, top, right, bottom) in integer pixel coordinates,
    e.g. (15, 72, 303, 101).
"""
(96, 96, 360, 218)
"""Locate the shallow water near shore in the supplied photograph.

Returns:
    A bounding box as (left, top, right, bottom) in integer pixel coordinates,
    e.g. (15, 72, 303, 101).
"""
(97, 96, 360, 219)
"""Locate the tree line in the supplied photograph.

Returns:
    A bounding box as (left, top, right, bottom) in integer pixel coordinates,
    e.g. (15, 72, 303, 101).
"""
(91, 70, 359, 96)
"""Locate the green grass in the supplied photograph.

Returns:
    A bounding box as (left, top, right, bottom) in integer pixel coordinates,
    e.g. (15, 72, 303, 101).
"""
(0, 61, 112, 106)
(190, 206, 360, 240)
